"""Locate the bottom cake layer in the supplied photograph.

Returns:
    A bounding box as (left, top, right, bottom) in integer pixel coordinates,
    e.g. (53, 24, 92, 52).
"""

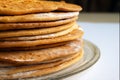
(0, 50, 83, 80)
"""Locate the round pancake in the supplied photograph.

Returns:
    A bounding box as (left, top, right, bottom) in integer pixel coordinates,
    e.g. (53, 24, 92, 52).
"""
(0, 17, 78, 31)
(0, 12, 79, 23)
(0, 40, 68, 51)
(0, 0, 82, 15)
(0, 50, 80, 68)
(0, 22, 75, 38)
(0, 53, 76, 68)
(0, 39, 84, 67)
(0, 39, 83, 64)
(0, 39, 83, 51)
(0, 29, 84, 48)
(0, 24, 78, 41)
(0, 51, 81, 74)
(0, 50, 83, 79)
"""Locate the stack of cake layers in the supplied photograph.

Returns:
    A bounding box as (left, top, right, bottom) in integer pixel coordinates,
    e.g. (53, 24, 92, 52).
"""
(0, 0, 84, 79)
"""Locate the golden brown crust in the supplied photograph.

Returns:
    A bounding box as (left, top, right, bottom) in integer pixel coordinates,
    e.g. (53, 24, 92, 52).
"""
(0, 17, 78, 31)
(0, 12, 79, 23)
(0, 29, 84, 48)
(0, 50, 83, 79)
(0, 39, 83, 64)
(0, 24, 78, 41)
(0, 0, 82, 15)
(0, 38, 84, 51)
(0, 22, 75, 38)
(0, 53, 74, 67)
(0, 51, 81, 74)
(0, 40, 67, 51)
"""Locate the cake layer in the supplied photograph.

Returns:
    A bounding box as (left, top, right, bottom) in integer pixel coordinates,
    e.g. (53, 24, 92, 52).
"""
(0, 22, 75, 38)
(0, 39, 83, 64)
(0, 12, 79, 23)
(0, 23, 79, 41)
(0, 17, 77, 31)
(0, 29, 84, 48)
(0, 50, 83, 80)
(0, 0, 82, 15)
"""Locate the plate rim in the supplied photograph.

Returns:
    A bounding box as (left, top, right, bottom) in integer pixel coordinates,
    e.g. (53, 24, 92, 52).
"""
(51, 39, 101, 80)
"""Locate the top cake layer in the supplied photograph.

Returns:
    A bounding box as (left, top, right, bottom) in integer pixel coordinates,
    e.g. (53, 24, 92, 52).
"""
(0, 0, 82, 15)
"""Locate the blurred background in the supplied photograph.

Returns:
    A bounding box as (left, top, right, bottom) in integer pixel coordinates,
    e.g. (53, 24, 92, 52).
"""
(55, 0, 120, 12)
(53, 0, 119, 22)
